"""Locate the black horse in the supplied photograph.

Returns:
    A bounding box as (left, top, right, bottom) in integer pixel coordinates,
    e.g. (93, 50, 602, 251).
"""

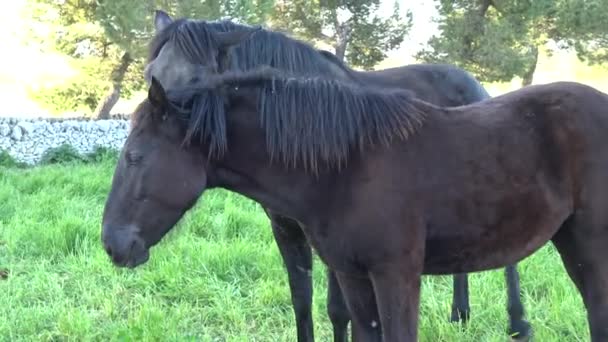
(143, 10, 529, 341)
(102, 67, 608, 341)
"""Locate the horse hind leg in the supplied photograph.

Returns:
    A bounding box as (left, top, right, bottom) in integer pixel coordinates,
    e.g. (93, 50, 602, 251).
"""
(450, 273, 471, 323)
(504, 264, 532, 341)
(552, 214, 608, 341)
(451, 267, 532, 341)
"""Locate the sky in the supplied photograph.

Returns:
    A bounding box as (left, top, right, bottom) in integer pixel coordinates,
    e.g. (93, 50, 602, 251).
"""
(380, 0, 439, 63)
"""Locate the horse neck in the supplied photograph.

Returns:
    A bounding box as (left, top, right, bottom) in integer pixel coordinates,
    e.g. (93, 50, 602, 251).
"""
(210, 152, 329, 222)
(206, 102, 330, 221)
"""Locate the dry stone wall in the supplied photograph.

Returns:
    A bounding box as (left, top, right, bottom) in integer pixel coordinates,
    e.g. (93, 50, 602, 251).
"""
(0, 116, 130, 165)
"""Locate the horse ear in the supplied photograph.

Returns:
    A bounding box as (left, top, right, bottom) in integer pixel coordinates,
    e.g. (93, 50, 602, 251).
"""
(215, 27, 261, 51)
(148, 77, 169, 109)
(154, 10, 173, 32)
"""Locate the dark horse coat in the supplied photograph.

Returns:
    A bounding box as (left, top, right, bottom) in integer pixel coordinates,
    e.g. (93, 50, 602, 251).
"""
(102, 68, 608, 341)
(144, 10, 529, 341)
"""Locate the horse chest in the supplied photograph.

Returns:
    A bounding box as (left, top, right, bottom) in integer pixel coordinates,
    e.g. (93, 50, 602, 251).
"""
(297, 220, 378, 275)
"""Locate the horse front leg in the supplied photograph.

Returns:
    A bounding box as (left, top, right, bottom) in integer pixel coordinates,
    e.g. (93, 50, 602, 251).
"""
(334, 272, 382, 342)
(369, 260, 423, 342)
(269, 212, 315, 342)
(327, 269, 351, 342)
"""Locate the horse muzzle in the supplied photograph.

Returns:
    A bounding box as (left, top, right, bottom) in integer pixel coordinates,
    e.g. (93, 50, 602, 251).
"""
(102, 225, 150, 268)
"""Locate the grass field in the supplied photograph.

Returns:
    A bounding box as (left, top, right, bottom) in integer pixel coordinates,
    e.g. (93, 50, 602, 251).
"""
(0, 156, 591, 341)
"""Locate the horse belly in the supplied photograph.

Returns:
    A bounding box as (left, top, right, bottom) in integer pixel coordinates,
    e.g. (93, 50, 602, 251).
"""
(422, 192, 571, 275)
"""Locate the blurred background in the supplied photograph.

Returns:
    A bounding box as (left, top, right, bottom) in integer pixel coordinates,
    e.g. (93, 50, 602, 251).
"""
(1, 0, 606, 119)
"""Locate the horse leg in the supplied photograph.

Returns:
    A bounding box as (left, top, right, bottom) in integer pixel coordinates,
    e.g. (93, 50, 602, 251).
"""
(552, 216, 608, 341)
(368, 240, 425, 342)
(450, 273, 470, 323)
(504, 264, 532, 340)
(270, 214, 315, 342)
(369, 260, 423, 342)
(327, 270, 351, 342)
(334, 272, 382, 342)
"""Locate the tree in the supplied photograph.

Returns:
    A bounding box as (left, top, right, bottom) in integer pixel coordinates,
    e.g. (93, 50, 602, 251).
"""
(272, 0, 412, 70)
(26, 0, 274, 118)
(551, 0, 608, 65)
(416, 0, 558, 87)
(417, 0, 608, 88)
(25, 0, 147, 117)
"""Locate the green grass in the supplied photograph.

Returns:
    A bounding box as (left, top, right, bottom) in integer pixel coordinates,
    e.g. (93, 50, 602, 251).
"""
(0, 160, 589, 341)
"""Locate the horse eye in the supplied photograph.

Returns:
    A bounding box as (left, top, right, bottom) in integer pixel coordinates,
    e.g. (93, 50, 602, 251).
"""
(126, 151, 143, 165)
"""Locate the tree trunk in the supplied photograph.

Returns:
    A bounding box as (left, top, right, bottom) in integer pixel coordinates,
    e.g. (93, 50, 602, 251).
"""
(334, 40, 347, 61)
(333, 22, 352, 62)
(94, 52, 133, 119)
(521, 46, 539, 87)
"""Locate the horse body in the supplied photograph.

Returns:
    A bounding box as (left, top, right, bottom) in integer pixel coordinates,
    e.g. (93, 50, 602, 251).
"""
(356, 64, 490, 106)
(101, 72, 608, 340)
(209, 78, 608, 341)
(144, 12, 529, 340)
(211, 81, 590, 277)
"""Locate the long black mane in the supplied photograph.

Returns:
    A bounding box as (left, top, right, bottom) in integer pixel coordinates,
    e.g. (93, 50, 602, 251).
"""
(148, 18, 356, 80)
(165, 69, 428, 173)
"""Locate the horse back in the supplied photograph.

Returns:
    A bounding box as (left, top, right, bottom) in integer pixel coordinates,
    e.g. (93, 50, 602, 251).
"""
(358, 64, 490, 106)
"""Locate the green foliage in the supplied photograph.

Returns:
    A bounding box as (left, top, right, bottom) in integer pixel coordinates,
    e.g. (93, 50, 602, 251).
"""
(551, 0, 608, 65)
(39, 144, 87, 165)
(38, 144, 120, 165)
(25, 0, 145, 115)
(417, 0, 608, 85)
(272, 0, 411, 70)
(25, 0, 277, 115)
(28, 58, 113, 115)
(0, 151, 27, 169)
(84, 146, 120, 163)
(416, 0, 551, 84)
(221, 0, 276, 24)
(152, 0, 275, 24)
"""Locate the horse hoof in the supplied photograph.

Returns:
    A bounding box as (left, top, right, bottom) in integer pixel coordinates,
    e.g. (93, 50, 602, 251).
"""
(509, 320, 532, 342)
(449, 309, 470, 324)
(510, 335, 530, 342)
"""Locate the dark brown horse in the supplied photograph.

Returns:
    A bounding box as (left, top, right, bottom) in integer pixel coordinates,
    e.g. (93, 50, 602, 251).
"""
(102, 67, 608, 341)
(144, 11, 529, 341)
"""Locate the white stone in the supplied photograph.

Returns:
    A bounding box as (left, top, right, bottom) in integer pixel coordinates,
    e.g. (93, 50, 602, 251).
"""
(17, 121, 35, 135)
(97, 120, 111, 132)
(0, 118, 128, 164)
(10, 126, 22, 141)
(0, 123, 10, 137)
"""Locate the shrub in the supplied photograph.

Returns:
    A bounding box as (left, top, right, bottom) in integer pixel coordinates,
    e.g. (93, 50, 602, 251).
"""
(84, 146, 119, 163)
(0, 150, 27, 168)
(39, 144, 87, 165)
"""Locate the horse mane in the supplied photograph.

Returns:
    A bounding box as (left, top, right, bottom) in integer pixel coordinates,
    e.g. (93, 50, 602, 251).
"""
(148, 18, 222, 68)
(147, 18, 357, 80)
(164, 68, 428, 173)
